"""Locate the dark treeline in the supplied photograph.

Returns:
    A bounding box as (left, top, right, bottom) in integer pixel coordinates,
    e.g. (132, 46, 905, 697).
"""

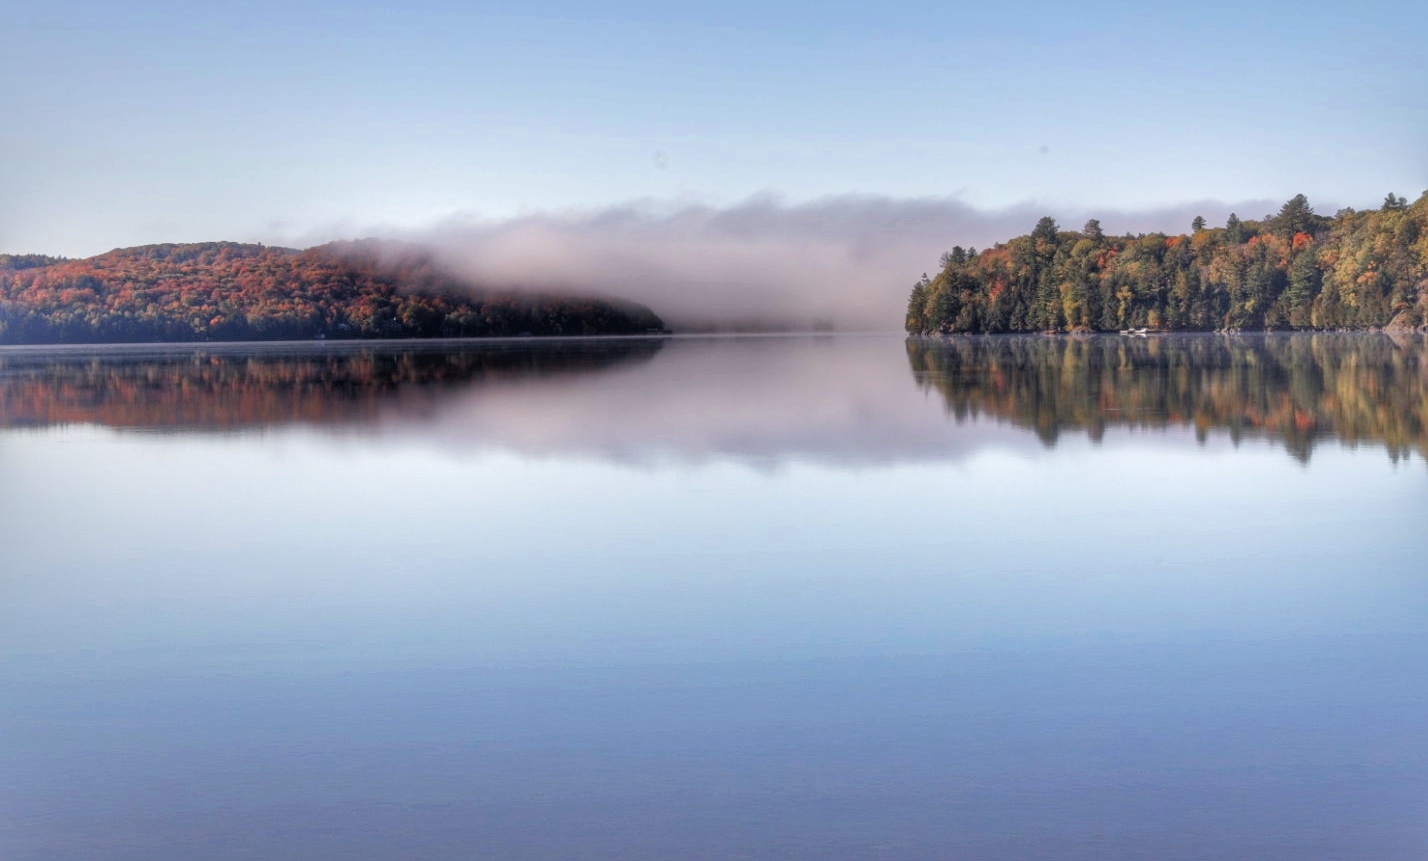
(907, 192, 1428, 334)
(0, 241, 667, 344)
(0, 339, 663, 430)
(906, 333, 1428, 461)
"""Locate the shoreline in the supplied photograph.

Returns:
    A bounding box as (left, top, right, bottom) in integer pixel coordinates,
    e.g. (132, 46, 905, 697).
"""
(908, 326, 1428, 339)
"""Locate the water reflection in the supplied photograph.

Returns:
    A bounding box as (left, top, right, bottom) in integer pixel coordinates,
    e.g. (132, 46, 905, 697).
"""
(2, 334, 1425, 861)
(1, 333, 1425, 463)
(910, 333, 1428, 461)
(0, 338, 664, 431)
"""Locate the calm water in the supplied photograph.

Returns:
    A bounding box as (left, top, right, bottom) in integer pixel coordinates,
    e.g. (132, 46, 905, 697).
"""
(1, 334, 1425, 861)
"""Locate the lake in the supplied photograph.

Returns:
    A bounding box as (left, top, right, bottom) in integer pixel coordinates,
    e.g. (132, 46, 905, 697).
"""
(1, 333, 1425, 861)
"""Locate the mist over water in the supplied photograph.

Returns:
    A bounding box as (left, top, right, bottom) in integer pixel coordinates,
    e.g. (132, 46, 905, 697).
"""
(349, 195, 1280, 330)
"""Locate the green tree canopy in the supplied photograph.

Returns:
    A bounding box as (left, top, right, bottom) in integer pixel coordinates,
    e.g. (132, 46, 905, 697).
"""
(907, 191, 1428, 335)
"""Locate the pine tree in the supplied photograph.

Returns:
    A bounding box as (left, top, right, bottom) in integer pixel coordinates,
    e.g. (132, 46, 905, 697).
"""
(1226, 213, 1244, 244)
(1272, 194, 1318, 238)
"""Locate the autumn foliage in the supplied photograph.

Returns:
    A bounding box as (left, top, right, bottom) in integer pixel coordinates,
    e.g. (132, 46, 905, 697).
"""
(0, 240, 667, 344)
(907, 192, 1428, 334)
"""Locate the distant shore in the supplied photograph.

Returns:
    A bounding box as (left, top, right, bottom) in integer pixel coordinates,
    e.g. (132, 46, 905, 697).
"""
(907, 193, 1427, 337)
(0, 241, 667, 344)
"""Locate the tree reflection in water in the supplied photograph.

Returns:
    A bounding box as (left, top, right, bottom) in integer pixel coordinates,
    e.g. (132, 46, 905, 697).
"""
(2, 334, 1424, 464)
(0, 339, 665, 432)
(907, 333, 1428, 461)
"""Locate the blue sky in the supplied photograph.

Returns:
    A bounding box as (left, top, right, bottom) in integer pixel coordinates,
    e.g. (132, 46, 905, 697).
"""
(2, 0, 1424, 256)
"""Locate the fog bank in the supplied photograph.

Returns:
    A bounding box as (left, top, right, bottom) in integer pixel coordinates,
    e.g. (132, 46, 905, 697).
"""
(376, 194, 1279, 330)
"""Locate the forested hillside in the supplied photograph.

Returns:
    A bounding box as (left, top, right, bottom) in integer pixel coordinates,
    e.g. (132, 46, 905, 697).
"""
(0, 241, 666, 343)
(907, 192, 1428, 334)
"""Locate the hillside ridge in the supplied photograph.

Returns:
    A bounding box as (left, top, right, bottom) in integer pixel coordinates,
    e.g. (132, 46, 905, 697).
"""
(0, 240, 667, 344)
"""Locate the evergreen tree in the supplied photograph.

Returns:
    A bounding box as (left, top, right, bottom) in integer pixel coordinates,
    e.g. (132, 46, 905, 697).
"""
(1032, 217, 1060, 246)
(1225, 213, 1245, 244)
(906, 278, 930, 334)
(1271, 194, 1318, 238)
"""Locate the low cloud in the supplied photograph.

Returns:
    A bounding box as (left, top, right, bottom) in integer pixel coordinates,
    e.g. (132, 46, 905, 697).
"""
(359, 194, 1281, 330)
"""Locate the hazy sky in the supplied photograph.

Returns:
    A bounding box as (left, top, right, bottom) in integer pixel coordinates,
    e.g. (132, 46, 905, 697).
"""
(2, 0, 1424, 258)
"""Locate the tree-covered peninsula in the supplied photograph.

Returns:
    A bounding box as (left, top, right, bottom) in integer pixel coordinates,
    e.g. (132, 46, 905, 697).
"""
(907, 192, 1428, 335)
(0, 241, 667, 344)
